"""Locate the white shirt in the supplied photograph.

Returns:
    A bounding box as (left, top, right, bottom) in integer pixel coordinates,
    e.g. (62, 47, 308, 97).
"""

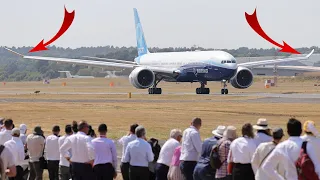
(180, 126, 202, 161)
(254, 132, 272, 146)
(45, 134, 60, 161)
(301, 135, 320, 179)
(58, 135, 71, 167)
(4, 137, 25, 166)
(262, 137, 303, 180)
(0, 147, 15, 178)
(228, 136, 256, 164)
(124, 138, 154, 167)
(60, 132, 95, 163)
(157, 138, 180, 166)
(92, 137, 117, 167)
(0, 130, 12, 145)
(20, 134, 27, 145)
(118, 134, 137, 162)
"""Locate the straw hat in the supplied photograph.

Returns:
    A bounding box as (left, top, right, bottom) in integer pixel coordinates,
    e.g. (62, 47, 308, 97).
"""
(253, 118, 270, 130)
(223, 126, 237, 140)
(212, 126, 226, 138)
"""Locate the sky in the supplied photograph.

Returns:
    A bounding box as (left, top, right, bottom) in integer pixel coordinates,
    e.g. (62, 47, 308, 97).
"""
(1, 0, 319, 49)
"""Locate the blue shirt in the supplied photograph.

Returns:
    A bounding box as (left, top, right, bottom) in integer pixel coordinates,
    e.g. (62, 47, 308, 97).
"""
(124, 138, 154, 167)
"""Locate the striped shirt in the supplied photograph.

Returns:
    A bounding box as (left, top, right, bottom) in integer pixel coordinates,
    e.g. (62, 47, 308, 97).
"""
(215, 139, 231, 179)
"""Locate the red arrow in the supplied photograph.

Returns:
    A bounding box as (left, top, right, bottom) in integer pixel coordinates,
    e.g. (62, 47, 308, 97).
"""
(29, 6, 75, 53)
(245, 8, 300, 54)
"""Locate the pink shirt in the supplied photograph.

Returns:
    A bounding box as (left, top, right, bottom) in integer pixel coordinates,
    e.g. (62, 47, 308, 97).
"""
(171, 146, 181, 166)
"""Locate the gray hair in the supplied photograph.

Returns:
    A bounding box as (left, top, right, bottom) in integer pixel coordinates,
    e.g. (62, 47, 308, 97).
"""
(170, 129, 182, 139)
(135, 125, 146, 138)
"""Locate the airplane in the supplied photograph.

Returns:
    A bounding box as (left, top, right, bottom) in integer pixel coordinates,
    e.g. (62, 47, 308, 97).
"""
(58, 71, 94, 79)
(4, 8, 314, 95)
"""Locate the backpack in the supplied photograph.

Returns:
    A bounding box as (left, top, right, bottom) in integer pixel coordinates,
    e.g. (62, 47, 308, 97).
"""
(209, 141, 225, 169)
(295, 141, 319, 180)
(148, 138, 161, 162)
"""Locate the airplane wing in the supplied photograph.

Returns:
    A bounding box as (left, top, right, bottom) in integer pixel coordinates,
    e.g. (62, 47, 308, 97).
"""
(239, 49, 314, 68)
(4, 47, 178, 75)
(252, 65, 320, 72)
(82, 56, 137, 64)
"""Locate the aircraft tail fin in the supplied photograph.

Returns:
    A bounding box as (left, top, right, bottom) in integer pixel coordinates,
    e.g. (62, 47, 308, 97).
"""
(134, 8, 149, 57)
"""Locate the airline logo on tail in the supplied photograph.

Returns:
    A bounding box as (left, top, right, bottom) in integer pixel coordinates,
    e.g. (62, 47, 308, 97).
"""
(134, 8, 149, 57)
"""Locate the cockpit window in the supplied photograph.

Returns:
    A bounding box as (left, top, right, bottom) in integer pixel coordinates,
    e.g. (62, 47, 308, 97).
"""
(227, 60, 231, 63)
(221, 61, 224, 64)
(232, 60, 236, 63)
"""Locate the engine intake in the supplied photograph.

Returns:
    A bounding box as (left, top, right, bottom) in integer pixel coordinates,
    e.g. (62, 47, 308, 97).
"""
(230, 67, 253, 89)
(129, 67, 155, 89)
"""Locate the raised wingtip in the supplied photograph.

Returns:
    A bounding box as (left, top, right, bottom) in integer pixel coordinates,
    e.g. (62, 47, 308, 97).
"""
(4, 47, 24, 57)
(306, 49, 314, 58)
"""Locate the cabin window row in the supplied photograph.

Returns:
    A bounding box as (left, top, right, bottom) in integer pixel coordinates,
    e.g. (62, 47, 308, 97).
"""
(221, 60, 236, 64)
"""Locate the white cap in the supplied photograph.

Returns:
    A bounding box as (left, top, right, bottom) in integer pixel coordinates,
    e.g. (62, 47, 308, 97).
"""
(20, 124, 27, 134)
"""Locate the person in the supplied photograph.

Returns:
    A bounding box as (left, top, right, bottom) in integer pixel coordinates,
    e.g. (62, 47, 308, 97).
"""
(0, 119, 14, 145)
(92, 124, 117, 180)
(251, 128, 285, 180)
(123, 125, 154, 180)
(227, 123, 256, 180)
(58, 125, 73, 180)
(60, 121, 95, 180)
(193, 125, 226, 180)
(45, 125, 60, 180)
(167, 146, 183, 180)
(26, 126, 45, 180)
(118, 123, 139, 180)
(0, 145, 16, 179)
(71, 121, 78, 133)
(4, 128, 25, 180)
(180, 117, 202, 180)
(262, 118, 304, 179)
(300, 121, 320, 178)
(253, 118, 272, 146)
(87, 125, 96, 141)
(155, 129, 182, 180)
(19, 124, 28, 145)
(215, 126, 237, 180)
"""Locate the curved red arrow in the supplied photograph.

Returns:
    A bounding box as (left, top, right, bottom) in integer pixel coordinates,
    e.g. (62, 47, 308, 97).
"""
(29, 6, 75, 53)
(245, 8, 300, 54)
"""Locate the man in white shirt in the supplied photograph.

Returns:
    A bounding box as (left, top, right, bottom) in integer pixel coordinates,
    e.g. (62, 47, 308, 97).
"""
(0, 119, 14, 145)
(155, 129, 182, 180)
(251, 128, 285, 180)
(60, 121, 95, 180)
(124, 125, 154, 180)
(45, 125, 61, 180)
(58, 125, 73, 180)
(262, 118, 304, 180)
(300, 121, 320, 179)
(0, 145, 16, 178)
(227, 123, 256, 180)
(118, 123, 139, 180)
(4, 128, 24, 180)
(253, 118, 272, 146)
(179, 117, 202, 180)
(19, 124, 28, 145)
(92, 124, 117, 180)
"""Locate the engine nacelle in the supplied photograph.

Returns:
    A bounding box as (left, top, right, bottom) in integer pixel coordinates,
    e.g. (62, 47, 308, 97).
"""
(129, 67, 155, 89)
(230, 67, 254, 89)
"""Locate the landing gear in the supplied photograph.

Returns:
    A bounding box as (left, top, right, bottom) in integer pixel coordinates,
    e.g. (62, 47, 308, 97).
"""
(221, 80, 228, 95)
(196, 81, 210, 94)
(148, 77, 163, 94)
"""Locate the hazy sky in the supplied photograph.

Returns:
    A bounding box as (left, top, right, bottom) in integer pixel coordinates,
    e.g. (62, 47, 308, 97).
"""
(1, 0, 319, 49)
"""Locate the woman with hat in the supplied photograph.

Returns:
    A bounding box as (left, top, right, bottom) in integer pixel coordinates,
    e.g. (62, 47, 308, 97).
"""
(253, 118, 272, 146)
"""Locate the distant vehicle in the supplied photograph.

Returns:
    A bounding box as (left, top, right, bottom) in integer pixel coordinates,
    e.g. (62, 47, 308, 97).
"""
(58, 71, 94, 79)
(5, 9, 314, 95)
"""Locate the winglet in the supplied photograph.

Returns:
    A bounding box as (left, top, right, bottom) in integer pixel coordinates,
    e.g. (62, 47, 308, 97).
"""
(306, 49, 314, 58)
(4, 47, 24, 57)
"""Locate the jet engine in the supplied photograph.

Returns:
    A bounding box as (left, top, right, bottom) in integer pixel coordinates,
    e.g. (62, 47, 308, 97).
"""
(230, 67, 254, 89)
(129, 67, 155, 89)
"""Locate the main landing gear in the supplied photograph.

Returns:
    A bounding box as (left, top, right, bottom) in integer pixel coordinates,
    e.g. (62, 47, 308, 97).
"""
(196, 81, 210, 94)
(148, 78, 162, 94)
(221, 80, 229, 95)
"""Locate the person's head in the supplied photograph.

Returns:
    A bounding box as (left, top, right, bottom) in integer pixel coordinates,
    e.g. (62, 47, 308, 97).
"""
(4, 119, 13, 130)
(52, 125, 60, 136)
(242, 123, 254, 138)
(19, 124, 27, 134)
(72, 121, 78, 133)
(170, 129, 182, 142)
(191, 117, 202, 130)
(78, 121, 89, 134)
(212, 126, 226, 139)
(130, 123, 139, 134)
(303, 120, 315, 136)
(287, 118, 302, 137)
(87, 125, 96, 137)
(33, 126, 44, 135)
(272, 127, 284, 144)
(253, 118, 271, 136)
(98, 124, 108, 136)
(223, 126, 237, 141)
(135, 125, 146, 139)
(11, 128, 20, 137)
(65, 124, 72, 135)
